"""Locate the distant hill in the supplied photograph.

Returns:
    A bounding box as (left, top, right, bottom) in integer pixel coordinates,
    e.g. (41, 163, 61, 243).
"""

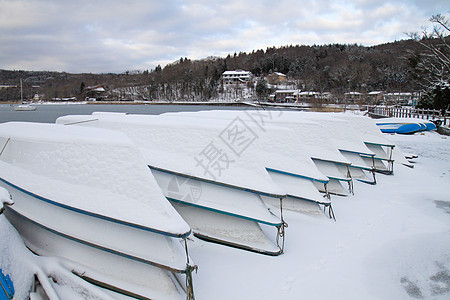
(0, 39, 430, 102)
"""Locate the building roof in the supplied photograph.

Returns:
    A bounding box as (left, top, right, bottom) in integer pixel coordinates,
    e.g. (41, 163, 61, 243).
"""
(299, 91, 319, 96)
(86, 84, 106, 92)
(222, 70, 252, 75)
(273, 72, 286, 77)
(275, 89, 300, 95)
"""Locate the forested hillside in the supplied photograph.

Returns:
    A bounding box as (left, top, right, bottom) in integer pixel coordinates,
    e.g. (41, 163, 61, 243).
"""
(0, 38, 440, 102)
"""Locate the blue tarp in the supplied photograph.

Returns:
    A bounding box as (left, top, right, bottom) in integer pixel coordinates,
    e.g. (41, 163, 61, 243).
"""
(0, 269, 14, 300)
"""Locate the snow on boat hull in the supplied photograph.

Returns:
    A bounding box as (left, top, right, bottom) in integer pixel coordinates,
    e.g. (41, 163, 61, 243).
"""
(0, 179, 189, 300)
(4, 208, 186, 300)
(151, 110, 333, 214)
(150, 167, 284, 255)
(172, 203, 282, 256)
(264, 169, 334, 218)
(363, 143, 394, 174)
(57, 114, 289, 255)
(311, 159, 352, 196)
(0, 122, 195, 299)
(339, 151, 376, 185)
(314, 178, 351, 196)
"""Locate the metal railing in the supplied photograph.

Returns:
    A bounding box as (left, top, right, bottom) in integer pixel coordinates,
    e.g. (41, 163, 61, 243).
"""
(367, 106, 449, 126)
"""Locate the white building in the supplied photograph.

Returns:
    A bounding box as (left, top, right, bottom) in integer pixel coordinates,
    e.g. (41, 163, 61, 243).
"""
(221, 70, 253, 86)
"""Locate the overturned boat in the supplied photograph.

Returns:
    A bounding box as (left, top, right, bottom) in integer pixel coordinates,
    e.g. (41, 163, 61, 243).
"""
(57, 114, 288, 255)
(375, 117, 436, 134)
(155, 111, 334, 217)
(335, 114, 417, 170)
(162, 110, 355, 197)
(284, 112, 377, 186)
(0, 122, 196, 300)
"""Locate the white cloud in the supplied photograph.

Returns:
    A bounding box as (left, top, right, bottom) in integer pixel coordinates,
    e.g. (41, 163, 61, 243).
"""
(0, 0, 448, 73)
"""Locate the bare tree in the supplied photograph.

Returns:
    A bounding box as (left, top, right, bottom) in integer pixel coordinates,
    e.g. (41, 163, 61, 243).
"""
(408, 14, 450, 87)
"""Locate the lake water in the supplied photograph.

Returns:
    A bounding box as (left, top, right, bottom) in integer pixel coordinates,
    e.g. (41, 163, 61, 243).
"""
(0, 103, 250, 123)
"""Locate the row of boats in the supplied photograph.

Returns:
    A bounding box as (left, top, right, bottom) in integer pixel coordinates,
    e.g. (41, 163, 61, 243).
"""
(0, 110, 424, 299)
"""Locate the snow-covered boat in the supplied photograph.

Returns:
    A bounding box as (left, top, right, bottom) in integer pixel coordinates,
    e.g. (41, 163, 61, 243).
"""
(0, 122, 196, 300)
(165, 110, 366, 195)
(281, 112, 377, 186)
(333, 115, 395, 174)
(154, 111, 334, 217)
(57, 114, 289, 255)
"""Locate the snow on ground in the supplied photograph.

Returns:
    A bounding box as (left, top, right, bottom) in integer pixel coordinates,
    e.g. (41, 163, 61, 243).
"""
(0, 213, 34, 299)
(1, 129, 449, 299)
(188, 131, 450, 300)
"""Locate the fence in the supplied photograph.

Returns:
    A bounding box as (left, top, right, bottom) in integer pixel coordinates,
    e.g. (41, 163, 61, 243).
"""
(367, 106, 450, 126)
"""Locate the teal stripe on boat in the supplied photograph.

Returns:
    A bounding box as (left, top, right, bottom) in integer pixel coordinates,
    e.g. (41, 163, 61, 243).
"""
(327, 176, 352, 182)
(311, 157, 351, 167)
(0, 177, 190, 239)
(5, 208, 188, 274)
(265, 168, 329, 184)
(349, 164, 372, 171)
(364, 142, 395, 148)
(149, 165, 286, 198)
(167, 197, 282, 226)
(284, 194, 331, 205)
(360, 154, 394, 162)
(340, 149, 375, 156)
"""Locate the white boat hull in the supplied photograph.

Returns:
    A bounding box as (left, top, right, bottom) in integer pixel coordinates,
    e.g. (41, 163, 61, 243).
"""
(312, 159, 352, 195)
(314, 179, 351, 196)
(13, 104, 37, 111)
(0, 179, 189, 299)
(339, 150, 376, 184)
(171, 202, 282, 255)
(264, 169, 334, 218)
(150, 168, 285, 255)
(364, 143, 395, 174)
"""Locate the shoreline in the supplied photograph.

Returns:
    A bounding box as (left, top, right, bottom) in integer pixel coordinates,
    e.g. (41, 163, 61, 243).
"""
(2, 100, 253, 106)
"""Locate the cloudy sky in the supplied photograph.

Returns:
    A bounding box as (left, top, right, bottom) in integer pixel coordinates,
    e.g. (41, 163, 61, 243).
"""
(0, 0, 448, 73)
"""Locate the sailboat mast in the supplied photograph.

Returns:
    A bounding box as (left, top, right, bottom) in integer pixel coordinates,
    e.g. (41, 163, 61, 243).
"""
(20, 78, 23, 103)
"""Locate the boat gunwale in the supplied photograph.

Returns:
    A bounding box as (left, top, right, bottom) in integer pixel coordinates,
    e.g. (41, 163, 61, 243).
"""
(149, 165, 286, 199)
(364, 141, 395, 148)
(265, 167, 329, 184)
(360, 153, 394, 163)
(311, 157, 351, 167)
(282, 194, 331, 205)
(325, 175, 352, 182)
(4, 207, 190, 274)
(0, 177, 191, 239)
(168, 197, 282, 226)
(193, 231, 283, 256)
(348, 164, 373, 171)
(339, 149, 375, 157)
